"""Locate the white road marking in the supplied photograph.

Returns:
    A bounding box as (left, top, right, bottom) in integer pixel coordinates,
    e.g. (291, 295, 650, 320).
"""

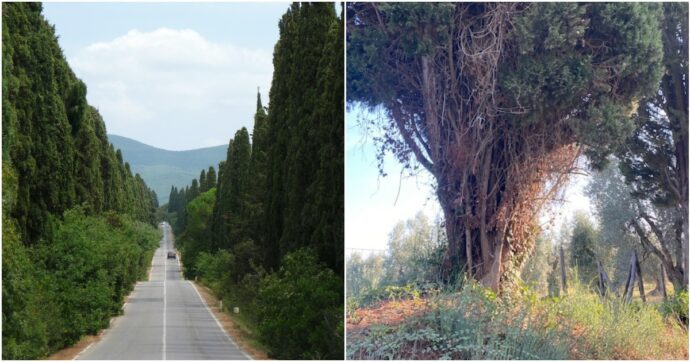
(163, 236, 167, 360)
(72, 341, 94, 360)
(188, 281, 252, 360)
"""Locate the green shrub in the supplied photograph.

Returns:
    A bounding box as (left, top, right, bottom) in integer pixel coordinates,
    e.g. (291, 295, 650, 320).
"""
(256, 248, 343, 359)
(348, 281, 570, 360)
(660, 290, 689, 328)
(2, 208, 159, 359)
(538, 281, 685, 359)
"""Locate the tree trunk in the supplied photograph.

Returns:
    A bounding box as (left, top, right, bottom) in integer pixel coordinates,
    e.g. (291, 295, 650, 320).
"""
(560, 245, 568, 294)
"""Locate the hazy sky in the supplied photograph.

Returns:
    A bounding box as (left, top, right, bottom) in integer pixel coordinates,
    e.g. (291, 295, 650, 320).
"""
(346, 105, 593, 255)
(43, 2, 290, 151)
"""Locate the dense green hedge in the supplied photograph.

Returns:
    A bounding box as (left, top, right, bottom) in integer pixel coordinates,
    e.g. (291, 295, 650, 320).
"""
(2, 208, 160, 359)
(193, 248, 343, 360)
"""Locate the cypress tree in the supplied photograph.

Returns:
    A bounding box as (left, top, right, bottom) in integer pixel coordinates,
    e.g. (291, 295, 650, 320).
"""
(199, 169, 207, 193)
(226, 128, 252, 247)
(189, 178, 200, 201)
(249, 91, 269, 249)
(264, 3, 342, 271)
(206, 166, 217, 190)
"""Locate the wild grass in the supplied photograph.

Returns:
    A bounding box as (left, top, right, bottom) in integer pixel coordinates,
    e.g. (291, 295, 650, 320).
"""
(347, 280, 689, 360)
(536, 281, 687, 359)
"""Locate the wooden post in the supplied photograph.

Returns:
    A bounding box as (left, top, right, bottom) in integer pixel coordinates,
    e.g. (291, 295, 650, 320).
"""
(596, 259, 609, 297)
(219, 299, 223, 311)
(660, 263, 668, 301)
(624, 252, 637, 301)
(634, 250, 646, 302)
(559, 245, 567, 294)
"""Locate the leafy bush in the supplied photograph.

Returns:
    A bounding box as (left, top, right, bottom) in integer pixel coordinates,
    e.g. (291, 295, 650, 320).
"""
(349, 280, 688, 360)
(356, 284, 431, 308)
(256, 248, 343, 359)
(2, 208, 159, 359)
(660, 290, 689, 328)
(348, 281, 570, 360)
(543, 281, 682, 359)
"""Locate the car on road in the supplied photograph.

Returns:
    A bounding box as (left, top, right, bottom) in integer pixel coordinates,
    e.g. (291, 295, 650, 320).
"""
(167, 251, 176, 259)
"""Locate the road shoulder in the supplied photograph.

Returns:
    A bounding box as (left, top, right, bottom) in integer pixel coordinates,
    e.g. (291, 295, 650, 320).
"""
(191, 281, 270, 360)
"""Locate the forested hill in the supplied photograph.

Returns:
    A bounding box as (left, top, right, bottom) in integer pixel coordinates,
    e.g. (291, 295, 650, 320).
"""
(108, 134, 227, 204)
(3, 3, 161, 359)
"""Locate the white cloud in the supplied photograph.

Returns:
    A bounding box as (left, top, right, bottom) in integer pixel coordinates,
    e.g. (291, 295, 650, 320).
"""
(70, 28, 273, 150)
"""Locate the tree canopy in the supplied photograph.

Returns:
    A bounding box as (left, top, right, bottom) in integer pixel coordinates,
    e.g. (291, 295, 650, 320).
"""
(347, 2, 664, 291)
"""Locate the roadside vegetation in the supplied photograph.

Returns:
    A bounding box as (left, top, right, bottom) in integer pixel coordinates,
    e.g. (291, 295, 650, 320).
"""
(347, 2, 687, 360)
(165, 3, 344, 359)
(2, 3, 160, 359)
(346, 215, 689, 360)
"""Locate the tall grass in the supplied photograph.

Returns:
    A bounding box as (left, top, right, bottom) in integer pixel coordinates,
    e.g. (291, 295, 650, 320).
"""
(541, 281, 687, 359)
(348, 280, 688, 360)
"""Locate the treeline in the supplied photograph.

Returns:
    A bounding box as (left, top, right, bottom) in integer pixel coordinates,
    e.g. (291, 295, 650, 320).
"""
(346, 213, 446, 304)
(166, 3, 343, 359)
(2, 3, 160, 359)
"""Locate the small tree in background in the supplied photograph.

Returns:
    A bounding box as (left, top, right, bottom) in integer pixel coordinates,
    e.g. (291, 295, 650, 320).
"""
(570, 212, 598, 285)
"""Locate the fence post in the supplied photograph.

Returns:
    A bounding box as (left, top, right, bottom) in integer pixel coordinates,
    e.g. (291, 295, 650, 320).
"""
(596, 259, 609, 297)
(634, 250, 646, 302)
(624, 252, 637, 301)
(559, 245, 567, 294)
(219, 299, 223, 312)
(660, 263, 668, 301)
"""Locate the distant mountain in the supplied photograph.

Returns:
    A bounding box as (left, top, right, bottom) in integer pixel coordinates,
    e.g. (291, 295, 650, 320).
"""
(108, 134, 227, 204)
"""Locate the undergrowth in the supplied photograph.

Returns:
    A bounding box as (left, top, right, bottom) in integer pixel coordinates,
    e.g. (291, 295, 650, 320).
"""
(347, 280, 689, 360)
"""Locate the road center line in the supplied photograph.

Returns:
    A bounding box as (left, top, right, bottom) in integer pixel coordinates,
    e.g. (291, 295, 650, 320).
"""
(163, 233, 167, 360)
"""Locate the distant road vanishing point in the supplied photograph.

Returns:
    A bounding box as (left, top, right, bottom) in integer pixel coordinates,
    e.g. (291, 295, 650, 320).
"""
(77, 222, 250, 360)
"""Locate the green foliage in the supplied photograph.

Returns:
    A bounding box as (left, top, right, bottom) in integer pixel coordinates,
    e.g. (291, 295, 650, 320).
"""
(348, 282, 570, 360)
(2, 215, 48, 359)
(256, 249, 343, 360)
(2, 4, 161, 358)
(543, 281, 682, 359)
(569, 212, 599, 285)
(346, 213, 445, 302)
(660, 290, 689, 328)
(355, 284, 428, 309)
(349, 280, 688, 360)
(2, 208, 159, 359)
(170, 4, 344, 360)
(178, 188, 216, 278)
(2, 3, 157, 244)
(521, 234, 554, 294)
(265, 3, 343, 273)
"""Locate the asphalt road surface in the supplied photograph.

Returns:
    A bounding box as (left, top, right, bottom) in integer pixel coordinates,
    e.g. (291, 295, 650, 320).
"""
(78, 222, 250, 360)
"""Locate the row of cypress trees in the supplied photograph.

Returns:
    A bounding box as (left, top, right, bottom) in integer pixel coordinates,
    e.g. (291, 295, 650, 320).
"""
(2, 3, 158, 244)
(2, 3, 160, 358)
(169, 3, 343, 358)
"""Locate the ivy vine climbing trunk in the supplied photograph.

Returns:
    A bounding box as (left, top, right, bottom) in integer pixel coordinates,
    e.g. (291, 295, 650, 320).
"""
(347, 2, 664, 292)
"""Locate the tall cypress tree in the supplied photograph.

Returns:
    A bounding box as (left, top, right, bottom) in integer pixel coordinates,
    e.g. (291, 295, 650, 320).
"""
(264, 3, 342, 272)
(206, 166, 217, 190)
(226, 128, 252, 247)
(211, 139, 235, 250)
(199, 169, 207, 193)
(249, 91, 270, 249)
(189, 178, 200, 201)
(2, 2, 157, 244)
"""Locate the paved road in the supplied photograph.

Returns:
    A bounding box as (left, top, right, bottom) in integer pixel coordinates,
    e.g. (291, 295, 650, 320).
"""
(78, 222, 250, 360)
